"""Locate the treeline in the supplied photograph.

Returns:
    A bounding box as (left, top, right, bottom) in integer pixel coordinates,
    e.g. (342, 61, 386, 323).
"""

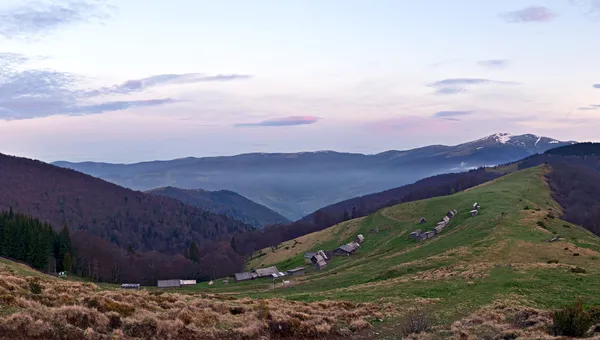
(0, 207, 245, 284)
(235, 168, 501, 256)
(0, 209, 74, 273)
(545, 142, 600, 157)
(547, 161, 600, 236)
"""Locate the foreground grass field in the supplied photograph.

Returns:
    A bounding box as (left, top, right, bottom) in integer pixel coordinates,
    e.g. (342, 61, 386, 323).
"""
(2, 165, 600, 339)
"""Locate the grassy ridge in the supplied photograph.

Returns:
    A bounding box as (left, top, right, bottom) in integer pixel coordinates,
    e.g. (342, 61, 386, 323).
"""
(191, 165, 600, 322)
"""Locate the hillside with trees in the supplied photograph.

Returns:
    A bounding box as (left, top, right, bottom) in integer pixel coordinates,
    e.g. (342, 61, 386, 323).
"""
(0, 153, 254, 283)
(146, 186, 290, 228)
(0, 209, 73, 273)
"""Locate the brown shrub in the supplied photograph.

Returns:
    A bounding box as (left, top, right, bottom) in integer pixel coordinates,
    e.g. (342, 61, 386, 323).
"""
(398, 308, 432, 335)
(106, 312, 122, 330)
(0, 294, 16, 306)
(122, 317, 158, 339)
(257, 299, 271, 320)
(349, 318, 372, 332)
(52, 305, 109, 333)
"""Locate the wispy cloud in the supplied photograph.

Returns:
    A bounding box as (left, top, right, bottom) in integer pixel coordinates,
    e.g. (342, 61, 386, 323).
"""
(0, 0, 113, 40)
(89, 73, 252, 96)
(427, 78, 520, 95)
(234, 116, 320, 127)
(67, 99, 176, 115)
(0, 53, 246, 120)
(477, 59, 510, 69)
(578, 104, 600, 110)
(594, 84, 600, 88)
(433, 111, 474, 120)
(500, 6, 557, 23)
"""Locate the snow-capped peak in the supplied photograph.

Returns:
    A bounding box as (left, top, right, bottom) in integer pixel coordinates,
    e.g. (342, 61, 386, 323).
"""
(493, 133, 513, 144)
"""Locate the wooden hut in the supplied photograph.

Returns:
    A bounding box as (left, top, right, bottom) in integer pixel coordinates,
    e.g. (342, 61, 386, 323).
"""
(355, 234, 365, 244)
(255, 266, 280, 278)
(120, 283, 140, 290)
(157, 280, 181, 288)
(287, 267, 306, 276)
(470, 210, 478, 216)
(180, 280, 197, 286)
(234, 272, 253, 282)
(334, 242, 360, 256)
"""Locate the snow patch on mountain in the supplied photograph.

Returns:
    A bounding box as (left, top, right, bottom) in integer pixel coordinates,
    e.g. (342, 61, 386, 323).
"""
(493, 133, 512, 144)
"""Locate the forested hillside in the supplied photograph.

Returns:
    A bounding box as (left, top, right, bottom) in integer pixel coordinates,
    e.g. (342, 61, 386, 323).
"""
(0, 209, 73, 273)
(0, 153, 253, 283)
(146, 186, 290, 228)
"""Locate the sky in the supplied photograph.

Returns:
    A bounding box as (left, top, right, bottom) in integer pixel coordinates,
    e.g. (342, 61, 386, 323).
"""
(0, 0, 599, 163)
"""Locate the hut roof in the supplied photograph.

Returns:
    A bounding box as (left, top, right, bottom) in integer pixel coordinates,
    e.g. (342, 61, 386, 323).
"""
(287, 267, 306, 273)
(304, 252, 315, 259)
(234, 272, 253, 281)
(120, 283, 140, 288)
(180, 280, 196, 285)
(338, 242, 360, 253)
(255, 266, 280, 278)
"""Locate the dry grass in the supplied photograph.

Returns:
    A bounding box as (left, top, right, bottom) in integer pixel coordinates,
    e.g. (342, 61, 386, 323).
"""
(0, 264, 392, 339)
(404, 299, 600, 340)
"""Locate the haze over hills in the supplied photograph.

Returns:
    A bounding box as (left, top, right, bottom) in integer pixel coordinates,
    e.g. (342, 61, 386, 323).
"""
(146, 187, 290, 228)
(53, 133, 576, 220)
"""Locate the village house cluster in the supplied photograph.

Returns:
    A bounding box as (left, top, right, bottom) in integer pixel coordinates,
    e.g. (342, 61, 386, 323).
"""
(232, 233, 366, 284)
(409, 202, 481, 242)
(409, 209, 457, 241)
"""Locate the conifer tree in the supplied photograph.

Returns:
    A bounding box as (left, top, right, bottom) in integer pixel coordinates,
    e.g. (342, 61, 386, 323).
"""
(188, 241, 201, 263)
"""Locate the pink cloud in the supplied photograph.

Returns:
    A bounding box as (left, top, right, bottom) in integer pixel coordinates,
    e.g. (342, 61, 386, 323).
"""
(234, 116, 320, 127)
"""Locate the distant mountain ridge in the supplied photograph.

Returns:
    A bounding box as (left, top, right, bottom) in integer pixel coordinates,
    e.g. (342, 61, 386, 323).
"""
(146, 186, 290, 228)
(53, 133, 576, 220)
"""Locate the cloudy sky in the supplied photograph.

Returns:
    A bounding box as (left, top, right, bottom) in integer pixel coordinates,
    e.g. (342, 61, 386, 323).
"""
(1, 0, 599, 162)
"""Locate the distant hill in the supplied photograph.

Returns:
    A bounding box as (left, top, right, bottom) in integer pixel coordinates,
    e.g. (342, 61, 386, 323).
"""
(0, 153, 253, 283)
(53, 133, 576, 220)
(146, 187, 290, 228)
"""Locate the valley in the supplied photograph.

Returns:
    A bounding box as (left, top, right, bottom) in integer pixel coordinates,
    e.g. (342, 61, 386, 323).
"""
(3, 163, 599, 339)
(53, 133, 575, 220)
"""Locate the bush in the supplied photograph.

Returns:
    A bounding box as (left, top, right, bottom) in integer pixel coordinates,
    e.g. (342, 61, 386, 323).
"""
(563, 224, 571, 228)
(524, 206, 530, 210)
(257, 299, 271, 320)
(536, 221, 547, 228)
(29, 280, 42, 295)
(552, 299, 600, 337)
(574, 253, 580, 257)
(571, 266, 587, 274)
(398, 308, 432, 335)
(547, 260, 559, 264)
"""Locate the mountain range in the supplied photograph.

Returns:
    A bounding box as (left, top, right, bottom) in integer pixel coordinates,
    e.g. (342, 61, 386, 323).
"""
(53, 133, 576, 220)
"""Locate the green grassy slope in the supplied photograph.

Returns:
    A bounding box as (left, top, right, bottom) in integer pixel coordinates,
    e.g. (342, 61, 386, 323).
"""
(192, 165, 600, 322)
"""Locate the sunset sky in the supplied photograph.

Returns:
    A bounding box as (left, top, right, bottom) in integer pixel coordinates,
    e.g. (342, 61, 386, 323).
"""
(1, 0, 599, 162)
